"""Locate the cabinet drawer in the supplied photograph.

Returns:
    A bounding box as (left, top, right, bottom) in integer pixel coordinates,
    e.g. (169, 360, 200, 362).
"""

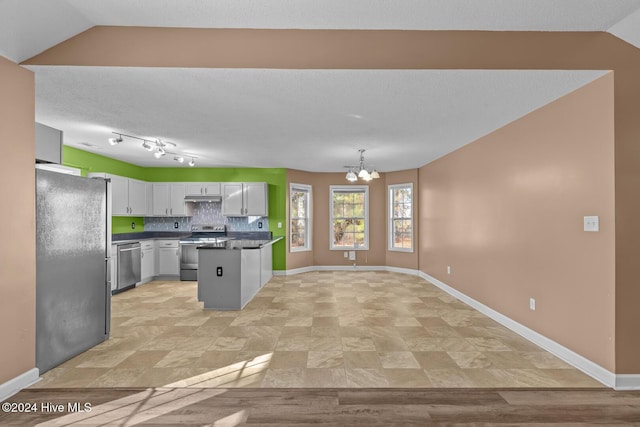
(157, 240, 179, 248)
(141, 241, 154, 250)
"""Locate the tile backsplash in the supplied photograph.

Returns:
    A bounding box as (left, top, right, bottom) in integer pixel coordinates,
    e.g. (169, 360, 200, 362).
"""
(144, 201, 269, 232)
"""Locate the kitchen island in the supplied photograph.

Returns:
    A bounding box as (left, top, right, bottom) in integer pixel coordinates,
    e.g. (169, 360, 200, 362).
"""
(196, 237, 282, 310)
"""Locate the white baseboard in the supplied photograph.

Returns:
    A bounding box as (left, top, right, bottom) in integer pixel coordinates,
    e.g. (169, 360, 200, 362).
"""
(0, 368, 39, 402)
(419, 271, 640, 390)
(277, 265, 419, 276)
(614, 375, 640, 390)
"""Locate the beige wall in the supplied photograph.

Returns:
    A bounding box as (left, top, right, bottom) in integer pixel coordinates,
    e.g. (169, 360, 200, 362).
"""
(419, 74, 616, 370)
(0, 56, 35, 384)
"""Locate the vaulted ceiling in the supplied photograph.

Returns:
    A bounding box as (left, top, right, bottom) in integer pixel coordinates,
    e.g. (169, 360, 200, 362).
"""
(2, 0, 639, 171)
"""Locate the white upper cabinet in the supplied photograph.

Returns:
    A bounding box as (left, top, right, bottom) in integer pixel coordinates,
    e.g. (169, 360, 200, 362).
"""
(186, 182, 221, 197)
(153, 183, 187, 216)
(222, 182, 268, 217)
(128, 179, 147, 216)
(89, 173, 146, 216)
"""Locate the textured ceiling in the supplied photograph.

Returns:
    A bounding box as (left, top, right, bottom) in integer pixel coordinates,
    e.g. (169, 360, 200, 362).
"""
(1, 1, 637, 171)
(28, 67, 607, 171)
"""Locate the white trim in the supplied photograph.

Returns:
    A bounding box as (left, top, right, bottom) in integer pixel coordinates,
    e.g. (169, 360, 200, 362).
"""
(277, 265, 419, 276)
(385, 266, 420, 276)
(0, 368, 40, 402)
(289, 183, 312, 253)
(615, 375, 640, 390)
(418, 271, 625, 389)
(388, 182, 414, 252)
(330, 185, 369, 251)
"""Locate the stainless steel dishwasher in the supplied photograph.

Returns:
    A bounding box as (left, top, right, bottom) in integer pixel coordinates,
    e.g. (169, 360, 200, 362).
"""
(116, 242, 141, 292)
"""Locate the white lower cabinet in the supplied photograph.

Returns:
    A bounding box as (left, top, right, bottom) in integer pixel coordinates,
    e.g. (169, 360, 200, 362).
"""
(140, 241, 155, 282)
(157, 240, 180, 276)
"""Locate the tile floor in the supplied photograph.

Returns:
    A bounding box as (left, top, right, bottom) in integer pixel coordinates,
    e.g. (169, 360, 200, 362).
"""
(33, 271, 603, 389)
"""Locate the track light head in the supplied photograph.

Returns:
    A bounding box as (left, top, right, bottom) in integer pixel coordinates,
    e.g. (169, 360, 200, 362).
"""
(188, 158, 196, 167)
(108, 135, 123, 146)
(142, 140, 153, 151)
(174, 156, 185, 163)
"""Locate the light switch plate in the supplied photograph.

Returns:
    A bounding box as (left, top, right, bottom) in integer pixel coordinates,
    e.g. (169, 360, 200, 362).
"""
(349, 251, 356, 261)
(584, 216, 599, 232)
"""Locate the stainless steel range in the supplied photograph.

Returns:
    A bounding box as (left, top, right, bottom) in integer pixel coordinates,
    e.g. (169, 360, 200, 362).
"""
(179, 224, 230, 281)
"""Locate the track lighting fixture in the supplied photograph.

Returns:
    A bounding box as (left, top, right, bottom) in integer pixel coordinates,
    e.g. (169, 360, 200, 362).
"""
(154, 147, 166, 158)
(108, 134, 123, 145)
(344, 149, 380, 182)
(107, 131, 197, 166)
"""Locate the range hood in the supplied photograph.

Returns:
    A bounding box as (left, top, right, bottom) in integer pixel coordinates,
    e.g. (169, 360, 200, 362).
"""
(184, 195, 222, 202)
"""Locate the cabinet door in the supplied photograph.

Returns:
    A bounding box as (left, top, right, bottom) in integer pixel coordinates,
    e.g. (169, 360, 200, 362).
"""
(110, 175, 129, 215)
(152, 183, 170, 215)
(128, 179, 147, 216)
(202, 183, 221, 196)
(245, 182, 268, 216)
(158, 247, 180, 275)
(170, 183, 186, 216)
(222, 183, 244, 216)
(185, 183, 204, 196)
(141, 248, 154, 280)
(145, 182, 153, 217)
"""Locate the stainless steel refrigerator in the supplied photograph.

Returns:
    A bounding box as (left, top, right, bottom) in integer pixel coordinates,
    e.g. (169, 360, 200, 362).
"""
(36, 168, 111, 374)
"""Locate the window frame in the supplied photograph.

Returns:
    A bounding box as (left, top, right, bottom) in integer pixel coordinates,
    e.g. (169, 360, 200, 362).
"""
(289, 183, 312, 252)
(388, 183, 414, 252)
(329, 185, 369, 251)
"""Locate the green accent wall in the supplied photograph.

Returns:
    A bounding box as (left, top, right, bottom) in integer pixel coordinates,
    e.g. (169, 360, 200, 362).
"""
(112, 216, 144, 234)
(63, 146, 147, 180)
(145, 167, 287, 271)
(62, 147, 287, 270)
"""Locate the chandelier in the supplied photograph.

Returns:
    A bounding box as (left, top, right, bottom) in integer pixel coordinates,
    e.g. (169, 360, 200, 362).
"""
(344, 149, 380, 182)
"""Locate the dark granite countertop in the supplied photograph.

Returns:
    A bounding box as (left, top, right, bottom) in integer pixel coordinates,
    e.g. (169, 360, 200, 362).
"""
(112, 231, 274, 243)
(112, 231, 189, 242)
(197, 237, 282, 250)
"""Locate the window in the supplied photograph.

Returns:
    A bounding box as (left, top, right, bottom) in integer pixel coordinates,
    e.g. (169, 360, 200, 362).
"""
(290, 183, 312, 252)
(330, 185, 369, 250)
(388, 183, 413, 251)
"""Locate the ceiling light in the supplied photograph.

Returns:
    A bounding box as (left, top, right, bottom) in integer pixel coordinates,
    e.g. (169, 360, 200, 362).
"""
(154, 147, 166, 158)
(108, 134, 123, 145)
(108, 131, 194, 163)
(345, 168, 357, 182)
(345, 149, 379, 182)
(188, 158, 196, 167)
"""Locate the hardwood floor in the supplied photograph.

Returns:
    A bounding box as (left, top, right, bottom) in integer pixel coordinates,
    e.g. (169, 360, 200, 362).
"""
(2, 388, 640, 425)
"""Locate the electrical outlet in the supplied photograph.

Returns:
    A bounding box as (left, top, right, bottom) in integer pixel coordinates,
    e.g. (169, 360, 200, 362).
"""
(131, 222, 135, 229)
(277, 222, 282, 228)
(447, 265, 451, 275)
(529, 298, 536, 311)
(349, 251, 356, 261)
(258, 221, 263, 229)
(174, 222, 179, 229)
(344, 251, 348, 258)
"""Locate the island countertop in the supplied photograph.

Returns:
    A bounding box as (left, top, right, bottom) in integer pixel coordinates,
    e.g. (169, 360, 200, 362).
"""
(197, 236, 283, 250)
